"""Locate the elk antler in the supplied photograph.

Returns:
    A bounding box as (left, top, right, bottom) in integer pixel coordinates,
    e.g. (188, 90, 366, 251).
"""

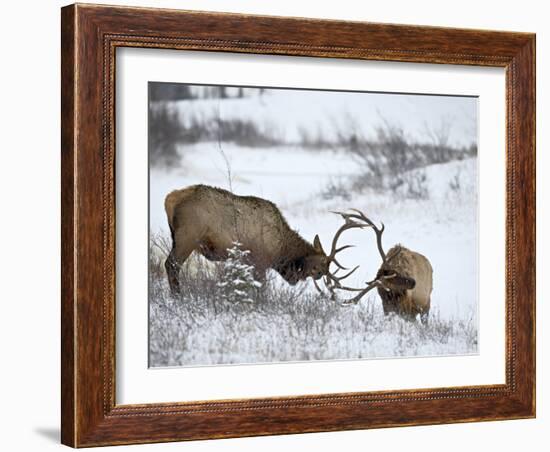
(318, 209, 401, 305)
(312, 211, 370, 299)
(333, 208, 387, 263)
(326, 213, 370, 270)
(333, 275, 395, 306)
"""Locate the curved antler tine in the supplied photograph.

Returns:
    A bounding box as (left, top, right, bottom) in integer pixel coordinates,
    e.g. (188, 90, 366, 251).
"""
(331, 211, 372, 228)
(334, 244, 354, 254)
(376, 225, 386, 262)
(331, 210, 354, 218)
(349, 210, 386, 262)
(339, 283, 380, 305)
(327, 217, 365, 266)
(312, 277, 325, 294)
(338, 265, 360, 280)
(347, 209, 383, 229)
(331, 284, 366, 293)
(346, 209, 372, 223)
(331, 258, 348, 270)
(340, 299, 356, 307)
(346, 208, 374, 224)
(330, 211, 353, 224)
(325, 272, 364, 292)
(313, 276, 342, 302)
(329, 245, 355, 270)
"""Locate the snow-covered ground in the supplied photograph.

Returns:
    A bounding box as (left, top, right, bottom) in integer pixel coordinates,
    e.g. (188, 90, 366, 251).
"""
(148, 87, 478, 366)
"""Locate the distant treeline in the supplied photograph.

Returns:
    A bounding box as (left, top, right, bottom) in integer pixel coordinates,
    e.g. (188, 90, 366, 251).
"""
(149, 83, 267, 102)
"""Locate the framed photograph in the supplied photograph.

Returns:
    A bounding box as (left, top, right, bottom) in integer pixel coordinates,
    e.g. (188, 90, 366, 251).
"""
(61, 3, 535, 447)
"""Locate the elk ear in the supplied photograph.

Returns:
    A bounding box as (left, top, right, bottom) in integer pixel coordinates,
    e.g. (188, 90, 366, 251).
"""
(313, 235, 325, 254)
(405, 277, 416, 289)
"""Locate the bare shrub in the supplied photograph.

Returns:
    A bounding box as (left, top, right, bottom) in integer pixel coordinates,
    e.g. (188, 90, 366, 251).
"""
(320, 178, 352, 201)
(297, 123, 334, 150)
(331, 116, 477, 193)
(216, 118, 279, 147)
(449, 168, 462, 192)
(390, 170, 429, 200)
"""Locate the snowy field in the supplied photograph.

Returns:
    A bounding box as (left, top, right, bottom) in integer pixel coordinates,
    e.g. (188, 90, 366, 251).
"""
(148, 86, 478, 367)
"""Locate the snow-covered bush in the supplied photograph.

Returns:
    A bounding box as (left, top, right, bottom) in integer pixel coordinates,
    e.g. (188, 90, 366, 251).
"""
(216, 242, 262, 304)
(390, 169, 429, 200)
(321, 178, 352, 201)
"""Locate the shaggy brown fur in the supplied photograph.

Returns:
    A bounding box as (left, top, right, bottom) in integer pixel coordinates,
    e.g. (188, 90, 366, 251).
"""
(376, 245, 433, 323)
(164, 184, 330, 295)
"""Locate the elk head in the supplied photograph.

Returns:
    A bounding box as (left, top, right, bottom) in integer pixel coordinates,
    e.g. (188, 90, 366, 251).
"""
(276, 236, 328, 284)
(302, 235, 331, 281)
(283, 219, 369, 285)
(315, 209, 414, 305)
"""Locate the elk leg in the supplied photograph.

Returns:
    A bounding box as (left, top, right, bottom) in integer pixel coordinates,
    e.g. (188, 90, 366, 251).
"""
(420, 298, 430, 325)
(253, 266, 267, 285)
(165, 233, 196, 297)
(420, 311, 429, 325)
(165, 250, 182, 296)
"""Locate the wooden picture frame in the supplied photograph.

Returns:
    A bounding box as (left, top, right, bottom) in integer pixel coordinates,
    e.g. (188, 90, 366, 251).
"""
(61, 3, 535, 447)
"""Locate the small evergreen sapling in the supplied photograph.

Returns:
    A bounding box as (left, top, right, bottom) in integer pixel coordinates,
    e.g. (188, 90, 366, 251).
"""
(217, 242, 262, 304)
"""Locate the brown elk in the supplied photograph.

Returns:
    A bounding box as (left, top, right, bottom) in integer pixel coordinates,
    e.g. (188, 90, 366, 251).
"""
(163, 184, 362, 295)
(317, 209, 433, 324)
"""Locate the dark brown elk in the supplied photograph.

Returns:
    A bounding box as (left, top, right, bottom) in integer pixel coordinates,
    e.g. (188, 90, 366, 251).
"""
(164, 185, 361, 295)
(317, 209, 433, 324)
